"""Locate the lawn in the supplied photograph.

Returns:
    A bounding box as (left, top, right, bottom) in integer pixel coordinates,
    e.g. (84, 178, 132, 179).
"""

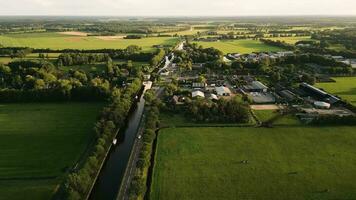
(0, 32, 178, 51)
(194, 39, 284, 54)
(316, 77, 356, 106)
(151, 126, 356, 200)
(0, 103, 103, 200)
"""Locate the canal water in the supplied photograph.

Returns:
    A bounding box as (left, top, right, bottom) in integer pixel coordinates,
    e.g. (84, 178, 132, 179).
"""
(89, 92, 146, 200)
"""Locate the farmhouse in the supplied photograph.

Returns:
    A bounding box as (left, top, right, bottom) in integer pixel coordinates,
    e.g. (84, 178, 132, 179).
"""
(215, 86, 231, 96)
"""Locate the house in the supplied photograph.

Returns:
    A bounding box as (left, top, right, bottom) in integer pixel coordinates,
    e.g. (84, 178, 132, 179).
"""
(277, 51, 294, 57)
(215, 86, 231, 96)
(192, 82, 207, 89)
(143, 74, 151, 81)
(208, 93, 219, 101)
(172, 95, 185, 105)
(192, 90, 205, 98)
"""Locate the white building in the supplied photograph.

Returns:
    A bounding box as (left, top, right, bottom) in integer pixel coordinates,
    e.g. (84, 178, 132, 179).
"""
(314, 101, 331, 109)
(215, 86, 231, 96)
(192, 90, 205, 98)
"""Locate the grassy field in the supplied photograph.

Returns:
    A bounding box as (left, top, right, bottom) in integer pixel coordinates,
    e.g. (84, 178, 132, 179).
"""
(0, 53, 60, 65)
(151, 126, 356, 200)
(316, 77, 356, 105)
(194, 39, 284, 54)
(0, 103, 103, 200)
(253, 109, 279, 122)
(268, 36, 314, 45)
(0, 32, 178, 51)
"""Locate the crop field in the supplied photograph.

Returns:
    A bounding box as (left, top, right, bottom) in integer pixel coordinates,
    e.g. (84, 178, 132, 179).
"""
(151, 126, 356, 200)
(0, 103, 103, 200)
(194, 39, 284, 54)
(268, 36, 314, 44)
(0, 32, 178, 51)
(316, 77, 356, 105)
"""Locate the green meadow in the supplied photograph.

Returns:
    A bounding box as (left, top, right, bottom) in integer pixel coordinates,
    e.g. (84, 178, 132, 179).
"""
(151, 126, 356, 200)
(194, 39, 284, 54)
(0, 103, 103, 200)
(268, 36, 314, 44)
(0, 32, 178, 51)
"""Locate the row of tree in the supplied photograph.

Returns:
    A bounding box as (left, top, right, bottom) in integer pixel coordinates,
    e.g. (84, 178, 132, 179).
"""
(61, 78, 143, 200)
(128, 90, 161, 199)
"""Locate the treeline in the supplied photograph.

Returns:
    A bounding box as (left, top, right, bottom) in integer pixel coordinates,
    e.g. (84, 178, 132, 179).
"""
(260, 39, 295, 50)
(150, 49, 166, 66)
(0, 87, 108, 103)
(58, 53, 110, 66)
(310, 115, 356, 126)
(0, 60, 113, 101)
(0, 47, 33, 58)
(300, 46, 356, 59)
(128, 90, 161, 199)
(173, 43, 223, 71)
(187, 97, 251, 123)
(60, 78, 143, 200)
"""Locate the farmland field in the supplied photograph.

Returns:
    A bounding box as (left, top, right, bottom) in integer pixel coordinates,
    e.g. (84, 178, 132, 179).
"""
(0, 103, 103, 200)
(0, 32, 178, 51)
(268, 36, 314, 44)
(151, 126, 356, 200)
(194, 39, 284, 54)
(316, 77, 356, 105)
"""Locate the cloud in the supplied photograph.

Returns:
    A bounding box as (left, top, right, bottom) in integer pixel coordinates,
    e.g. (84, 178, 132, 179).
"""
(0, 0, 355, 16)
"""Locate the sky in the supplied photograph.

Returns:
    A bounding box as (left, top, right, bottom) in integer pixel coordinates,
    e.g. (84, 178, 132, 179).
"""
(0, 0, 356, 16)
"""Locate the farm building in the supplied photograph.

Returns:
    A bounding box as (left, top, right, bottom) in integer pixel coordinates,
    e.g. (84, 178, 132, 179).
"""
(278, 89, 298, 102)
(215, 86, 231, 96)
(192, 90, 205, 98)
(300, 83, 340, 104)
(314, 101, 331, 109)
(243, 81, 268, 93)
(249, 92, 276, 104)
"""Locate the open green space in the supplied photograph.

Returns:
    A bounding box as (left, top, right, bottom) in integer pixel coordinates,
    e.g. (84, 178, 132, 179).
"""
(253, 109, 279, 122)
(267, 36, 314, 44)
(151, 126, 356, 200)
(0, 32, 178, 51)
(316, 77, 356, 105)
(0, 102, 103, 200)
(194, 39, 284, 54)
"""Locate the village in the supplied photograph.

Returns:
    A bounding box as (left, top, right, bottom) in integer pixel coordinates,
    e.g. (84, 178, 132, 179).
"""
(157, 47, 355, 124)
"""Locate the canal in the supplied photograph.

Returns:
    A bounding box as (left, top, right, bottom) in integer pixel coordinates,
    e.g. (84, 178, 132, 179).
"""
(88, 88, 147, 200)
